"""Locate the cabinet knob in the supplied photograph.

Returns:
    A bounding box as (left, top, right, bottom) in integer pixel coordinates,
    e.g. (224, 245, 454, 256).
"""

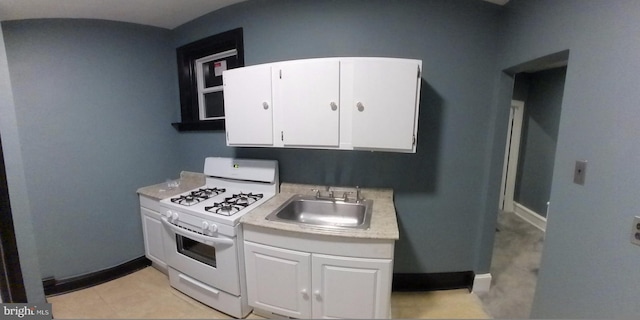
(301, 289, 309, 298)
(262, 102, 269, 110)
(357, 102, 364, 112)
(314, 290, 322, 300)
(330, 102, 337, 111)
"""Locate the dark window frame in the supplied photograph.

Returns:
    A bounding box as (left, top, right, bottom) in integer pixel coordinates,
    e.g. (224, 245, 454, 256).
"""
(172, 28, 244, 131)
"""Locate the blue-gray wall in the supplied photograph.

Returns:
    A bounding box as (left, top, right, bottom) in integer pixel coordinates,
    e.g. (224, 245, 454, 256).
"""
(171, 0, 503, 274)
(8, 3, 639, 317)
(1, 19, 181, 279)
(514, 67, 566, 216)
(499, 0, 640, 318)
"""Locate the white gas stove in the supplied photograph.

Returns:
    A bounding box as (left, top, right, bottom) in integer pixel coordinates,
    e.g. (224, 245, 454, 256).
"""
(158, 157, 278, 318)
(159, 157, 278, 236)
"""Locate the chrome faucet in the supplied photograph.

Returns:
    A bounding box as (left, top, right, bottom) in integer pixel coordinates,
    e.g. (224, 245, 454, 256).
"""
(311, 186, 363, 202)
(311, 187, 339, 200)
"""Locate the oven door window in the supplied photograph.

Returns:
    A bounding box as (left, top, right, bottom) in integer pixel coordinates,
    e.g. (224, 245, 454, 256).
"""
(176, 235, 216, 268)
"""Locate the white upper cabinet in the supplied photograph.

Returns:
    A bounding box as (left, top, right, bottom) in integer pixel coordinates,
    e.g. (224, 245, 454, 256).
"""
(349, 59, 421, 152)
(276, 60, 340, 147)
(222, 57, 422, 153)
(223, 64, 273, 145)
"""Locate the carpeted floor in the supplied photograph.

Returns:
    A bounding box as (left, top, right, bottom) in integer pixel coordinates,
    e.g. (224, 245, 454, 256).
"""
(477, 211, 545, 319)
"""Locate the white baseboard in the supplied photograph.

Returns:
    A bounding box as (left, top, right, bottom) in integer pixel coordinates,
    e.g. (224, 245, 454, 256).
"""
(513, 202, 547, 232)
(471, 273, 492, 293)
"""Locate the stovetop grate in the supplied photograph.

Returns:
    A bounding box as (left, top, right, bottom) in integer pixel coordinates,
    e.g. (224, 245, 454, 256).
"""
(170, 187, 226, 206)
(204, 193, 264, 216)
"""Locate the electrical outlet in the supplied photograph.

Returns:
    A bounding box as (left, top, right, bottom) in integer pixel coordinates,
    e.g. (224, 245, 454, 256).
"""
(631, 216, 640, 247)
(573, 160, 587, 185)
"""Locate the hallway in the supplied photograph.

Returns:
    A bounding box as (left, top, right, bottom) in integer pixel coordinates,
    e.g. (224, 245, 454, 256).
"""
(478, 211, 545, 318)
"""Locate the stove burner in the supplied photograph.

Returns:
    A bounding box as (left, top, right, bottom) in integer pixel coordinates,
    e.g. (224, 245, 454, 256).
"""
(205, 202, 243, 216)
(191, 187, 225, 199)
(170, 187, 226, 206)
(228, 192, 263, 205)
(171, 194, 205, 206)
(204, 192, 264, 216)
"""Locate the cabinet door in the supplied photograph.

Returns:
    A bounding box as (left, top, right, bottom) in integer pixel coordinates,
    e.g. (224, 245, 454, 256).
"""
(276, 60, 340, 147)
(223, 64, 273, 145)
(244, 241, 312, 318)
(351, 59, 421, 152)
(312, 254, 392, 319)
(140, 207, 167, 269)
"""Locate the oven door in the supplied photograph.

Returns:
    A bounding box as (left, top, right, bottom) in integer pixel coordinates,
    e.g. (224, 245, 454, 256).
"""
(161, 217, 240, 295)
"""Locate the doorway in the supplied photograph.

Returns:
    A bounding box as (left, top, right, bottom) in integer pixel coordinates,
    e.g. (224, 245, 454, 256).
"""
(479, 56, 569, 318)
(499, 66, 567, 232)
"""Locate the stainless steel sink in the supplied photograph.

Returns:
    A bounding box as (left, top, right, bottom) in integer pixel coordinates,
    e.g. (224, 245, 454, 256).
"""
(265, 194, 373, 229)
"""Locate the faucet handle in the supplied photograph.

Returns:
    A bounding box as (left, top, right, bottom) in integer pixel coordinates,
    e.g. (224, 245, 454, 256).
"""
(355, 186, 362, 202)
(325, 186, 335, 198)
(311, 189, 321, 198)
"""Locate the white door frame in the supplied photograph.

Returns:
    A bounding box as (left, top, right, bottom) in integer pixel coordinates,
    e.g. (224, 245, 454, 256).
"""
(499, 100, 525, 212)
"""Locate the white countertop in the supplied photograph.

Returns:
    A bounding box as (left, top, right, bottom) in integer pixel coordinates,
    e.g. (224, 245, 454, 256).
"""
(241, 183, 399, 240)
(136, 171, 205, 200)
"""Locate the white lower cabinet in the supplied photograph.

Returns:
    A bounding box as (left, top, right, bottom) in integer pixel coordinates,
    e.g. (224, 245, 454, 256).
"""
(312, 254, 392, 319)
(244, 241, 311, 318)
(244, 228, 393, 319)
(139, 195, 167, 272)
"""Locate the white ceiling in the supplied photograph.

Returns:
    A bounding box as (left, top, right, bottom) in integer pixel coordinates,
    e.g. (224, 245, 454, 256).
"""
(0, 0, 508, 30)
(0, 0, 248, 29)
(484, 0, 510, 5)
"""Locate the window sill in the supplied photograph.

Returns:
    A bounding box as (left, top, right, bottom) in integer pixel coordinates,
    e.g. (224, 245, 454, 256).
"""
(171, 121, 225, 132)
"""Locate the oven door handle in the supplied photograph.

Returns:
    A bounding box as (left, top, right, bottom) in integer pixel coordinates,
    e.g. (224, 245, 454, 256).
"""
(161, 217, 234, 246)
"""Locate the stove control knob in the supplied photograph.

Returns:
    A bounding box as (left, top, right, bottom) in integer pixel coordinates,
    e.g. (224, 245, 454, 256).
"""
(201, 221, 217, 234)
(165, 210, 172, 219)
(202, 221, 210, 234)
(171, 212, 179, 222)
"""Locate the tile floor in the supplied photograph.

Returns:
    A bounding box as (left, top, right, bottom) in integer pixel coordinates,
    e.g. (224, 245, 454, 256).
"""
(47, 266, 490, 319)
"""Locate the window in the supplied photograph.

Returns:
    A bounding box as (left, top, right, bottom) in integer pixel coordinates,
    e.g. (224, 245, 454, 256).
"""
(195, 49, 237, 120)
(173, 28, 244, 131)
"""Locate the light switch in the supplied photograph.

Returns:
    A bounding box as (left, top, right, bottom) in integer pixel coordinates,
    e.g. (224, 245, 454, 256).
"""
(573, 160, 587, 185)
(631, 216, 640, 247)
